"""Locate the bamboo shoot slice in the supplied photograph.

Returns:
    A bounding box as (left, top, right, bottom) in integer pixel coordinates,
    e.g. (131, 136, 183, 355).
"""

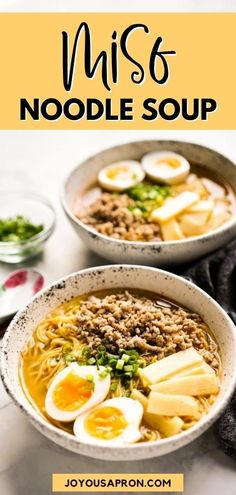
(147, 392, 200, 418)
(161, 218, 184, 241)
(201, 178, 225, 199)
(179, 212, 210, 237)
(150, 374, 219, 396)
(139, 348, 203, 386)
(131, 389, 184, 437)
(186, 200, 214, 214)
(207, 207, 231, 231)
(151, 192, 199, 223)
(170, 362, 214, 378)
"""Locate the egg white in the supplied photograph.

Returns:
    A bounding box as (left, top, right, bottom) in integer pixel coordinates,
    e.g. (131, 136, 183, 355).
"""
(98, 160, 145, 192)
(142, 151, 190, 185)
(45, 364, 110, 422)
(73, 397, 143, 446)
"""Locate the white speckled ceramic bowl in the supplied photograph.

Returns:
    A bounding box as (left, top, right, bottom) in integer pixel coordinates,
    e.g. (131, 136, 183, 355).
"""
(61, 141, 236, 265)
(1, 265, 236, 460)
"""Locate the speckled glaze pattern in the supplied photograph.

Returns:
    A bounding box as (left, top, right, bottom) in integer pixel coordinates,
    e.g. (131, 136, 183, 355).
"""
(1, 265, 236, 461)
(61, 141, 236, 265)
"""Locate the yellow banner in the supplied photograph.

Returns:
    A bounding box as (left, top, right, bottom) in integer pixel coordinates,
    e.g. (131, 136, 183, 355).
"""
(52, 473, 184, 492)
(0, 13, 235, 129)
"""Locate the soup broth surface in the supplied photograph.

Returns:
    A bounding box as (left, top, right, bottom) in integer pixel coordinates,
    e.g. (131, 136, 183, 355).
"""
(75, 161, 235, 242)
(21, 289, 221, 442)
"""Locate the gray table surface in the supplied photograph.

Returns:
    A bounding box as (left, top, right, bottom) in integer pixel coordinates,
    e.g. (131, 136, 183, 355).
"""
(0, 130, 236, 494)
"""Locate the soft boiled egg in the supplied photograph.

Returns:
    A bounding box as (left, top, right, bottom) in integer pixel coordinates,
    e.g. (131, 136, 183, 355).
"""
(45, 364, 110, 422)
(142, 151, 190, 185)
(73, 397, 143, 446)
(98, 160, 145, 192)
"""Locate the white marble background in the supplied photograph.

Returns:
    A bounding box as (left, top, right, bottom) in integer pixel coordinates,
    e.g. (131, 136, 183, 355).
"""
(0, 0, 236, 12)
(0, 0, 236, 494)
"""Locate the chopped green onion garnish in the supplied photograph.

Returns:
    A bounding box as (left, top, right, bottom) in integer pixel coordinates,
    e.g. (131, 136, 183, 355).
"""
(64, 354, 76, 365)
(87, 357, 96, 365)
(105, 366, 112, 373)
(121, 354, 130, 363)
(110, 382, 118, 392)
(82, 346, 91, 358)
(109, 359, 118, 368)
(124, 371, 132, 379)
(107, 353, 119, 360)
(124, 365, 133, 372)
(77, 343, 142, 391)
(0, 215, 44, 242)
(116, 359, 125, 370)
(125, 183, 170, 218)
(99, 369, 109, 379)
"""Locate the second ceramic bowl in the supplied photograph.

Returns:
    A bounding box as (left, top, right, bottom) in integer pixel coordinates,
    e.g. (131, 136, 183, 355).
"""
(1, 265, 236, 460)
(61, 140, 236, 265)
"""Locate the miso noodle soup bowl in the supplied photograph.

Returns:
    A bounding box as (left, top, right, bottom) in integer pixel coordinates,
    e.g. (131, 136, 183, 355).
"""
(61, 141, 236, 265)
(1, 265, 236, 461)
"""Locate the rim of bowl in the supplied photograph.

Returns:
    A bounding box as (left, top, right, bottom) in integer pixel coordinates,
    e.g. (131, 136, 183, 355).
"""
(61, 140, 236, 249)
(1, 264, 236, 454)
(0, 190, 56, 247)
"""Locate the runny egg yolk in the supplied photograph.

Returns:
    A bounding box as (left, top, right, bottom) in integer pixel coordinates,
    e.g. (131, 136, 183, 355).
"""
(53, 372, 94, 411)
(85, 406, 128, 440)
(156, 158, 180, 169)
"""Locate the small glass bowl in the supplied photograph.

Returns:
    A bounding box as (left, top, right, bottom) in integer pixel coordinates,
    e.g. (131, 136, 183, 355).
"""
(0, 191, 56, 263)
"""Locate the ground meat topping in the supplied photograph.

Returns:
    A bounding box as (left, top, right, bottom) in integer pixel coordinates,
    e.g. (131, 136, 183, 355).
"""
(77, 192, 161, 242)
(76, 290, 219, 368)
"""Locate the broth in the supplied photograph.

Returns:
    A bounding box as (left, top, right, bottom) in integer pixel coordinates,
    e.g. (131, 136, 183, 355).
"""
(75, 162, 235, 242)
(20, 289, 221, 442)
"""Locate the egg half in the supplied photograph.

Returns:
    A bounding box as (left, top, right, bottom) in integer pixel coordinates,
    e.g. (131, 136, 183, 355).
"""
(98, 160, 145, 192)
(45, 364, 110, 422)
(142, 151, 190, 185)
(73, 397, 143, 446)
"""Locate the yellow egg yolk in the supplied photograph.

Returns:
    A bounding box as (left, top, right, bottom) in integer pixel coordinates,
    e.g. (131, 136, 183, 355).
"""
(156, 158, 180, 169)
(85, 406, 128, 440)
(53, 372, 94, 411)
(106, 166, 137, 181)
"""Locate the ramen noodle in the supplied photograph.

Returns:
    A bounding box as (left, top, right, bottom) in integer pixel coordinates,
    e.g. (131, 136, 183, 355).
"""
(20, 289, 221, 444)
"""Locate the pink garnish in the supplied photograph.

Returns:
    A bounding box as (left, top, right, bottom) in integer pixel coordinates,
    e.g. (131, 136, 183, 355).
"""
(32, 274, 44, 294)
(4, 270, 28, 289)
